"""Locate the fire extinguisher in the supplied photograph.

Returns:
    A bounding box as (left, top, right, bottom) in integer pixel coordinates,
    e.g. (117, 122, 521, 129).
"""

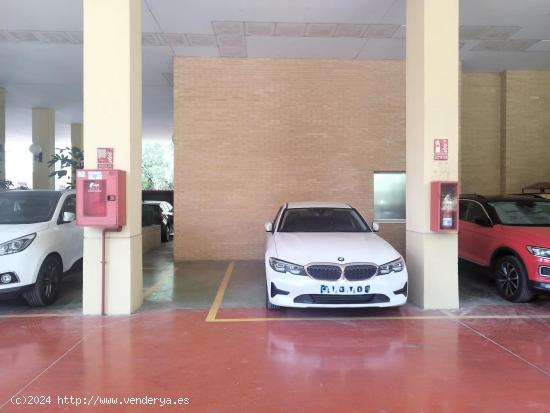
(441, 193, 454, 229)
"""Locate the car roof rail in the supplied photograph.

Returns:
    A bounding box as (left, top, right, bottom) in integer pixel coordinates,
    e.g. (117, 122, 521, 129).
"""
(460, 193, 485, 199)
(516, 193, 545, 199)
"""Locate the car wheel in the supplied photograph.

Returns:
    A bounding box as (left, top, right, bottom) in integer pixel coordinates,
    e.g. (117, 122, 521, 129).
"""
(161, 224, 169, 243)
(494, 255, 534, 303)
(266, 287, 281, 310)
(23, 255, 62, 306)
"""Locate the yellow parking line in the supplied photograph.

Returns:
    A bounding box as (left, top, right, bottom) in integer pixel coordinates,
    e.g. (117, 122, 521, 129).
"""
(204, 266, 550, 323)
(206, 261, 234, 322)
(0, 313, 80, 319)
(143, 270, 173, 299)
(208, 313, 550, 323)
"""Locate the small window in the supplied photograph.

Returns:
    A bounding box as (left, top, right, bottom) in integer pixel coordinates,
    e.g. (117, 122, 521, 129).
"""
(374, 172, 406, 222)
(60, 195, 76, 215)
(459, 200, 469, 221)
(466, 202, 489, 223)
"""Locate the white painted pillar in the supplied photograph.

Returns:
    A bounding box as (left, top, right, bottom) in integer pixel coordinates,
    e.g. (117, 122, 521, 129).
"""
(405, 0, 460, 309)
(70, 123, 83, 187)
(82, 0, 143, 315)
(32, 108, 55, 189)
(0, 87, 5, 182)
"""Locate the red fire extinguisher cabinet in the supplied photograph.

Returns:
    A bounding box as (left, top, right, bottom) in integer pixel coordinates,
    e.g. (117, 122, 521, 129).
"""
(76, 169, 126, 228)
(430, 181, 459, 232)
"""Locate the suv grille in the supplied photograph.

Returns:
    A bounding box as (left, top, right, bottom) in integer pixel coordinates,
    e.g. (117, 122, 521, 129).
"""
(306, 265, 342, 280)
(344, 264, 378, 281)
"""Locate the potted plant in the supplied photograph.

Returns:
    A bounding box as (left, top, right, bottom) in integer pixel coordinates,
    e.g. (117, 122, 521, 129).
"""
(48, 147, 84, 189)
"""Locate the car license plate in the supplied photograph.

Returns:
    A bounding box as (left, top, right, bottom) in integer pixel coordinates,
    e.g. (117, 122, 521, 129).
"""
(320, 285, 370, 294)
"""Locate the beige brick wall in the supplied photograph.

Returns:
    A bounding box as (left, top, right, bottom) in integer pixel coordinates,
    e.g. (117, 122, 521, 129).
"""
(501, 71, 550, 193)
(460, 70, 550, 195)
(174, 58, 405, 261)
(460, 73, 502, 194)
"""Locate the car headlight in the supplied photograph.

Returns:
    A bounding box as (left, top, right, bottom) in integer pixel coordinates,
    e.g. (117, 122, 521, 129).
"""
(0, 233, 36, 256)
(377, 258, 404, 275)
(527, 246, 550, 258)
(269, 257, 306, 276)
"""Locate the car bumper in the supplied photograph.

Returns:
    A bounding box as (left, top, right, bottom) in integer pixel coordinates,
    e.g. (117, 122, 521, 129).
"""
(528, 281, 550, 293)
(0, 248, 40, 294)
(0, 284, 34, 300)
(266, 265, 408, 308)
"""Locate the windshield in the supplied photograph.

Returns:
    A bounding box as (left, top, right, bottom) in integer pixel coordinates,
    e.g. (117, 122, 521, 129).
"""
(0, 192, 61, 224)
(278, 208, 371, 232)
(489, 201, 550, 226)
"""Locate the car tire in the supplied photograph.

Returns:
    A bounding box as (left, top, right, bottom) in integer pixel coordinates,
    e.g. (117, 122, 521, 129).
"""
(161, 224, 169, 243)
(266, 287, 281, 310)
(23, 255, 62, 306)
(494, 255, 534, 303)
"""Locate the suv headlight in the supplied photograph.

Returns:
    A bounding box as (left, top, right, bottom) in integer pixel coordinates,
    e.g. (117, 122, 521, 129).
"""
(527, 246, 550, 258)
(269, 258, 306, 276)
(377, 258, 404, 275)
(0, 233, 36, 256)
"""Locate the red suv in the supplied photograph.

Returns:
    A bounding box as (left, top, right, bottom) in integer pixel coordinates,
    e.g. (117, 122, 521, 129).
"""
(458, 195, 550, 302)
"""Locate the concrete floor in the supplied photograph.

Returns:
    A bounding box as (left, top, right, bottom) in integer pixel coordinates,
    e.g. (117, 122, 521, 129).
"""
(1, 243, 550, 412)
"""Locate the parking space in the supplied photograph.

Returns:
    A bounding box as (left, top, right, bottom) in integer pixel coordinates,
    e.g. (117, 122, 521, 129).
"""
(3, 242, 550, 321)
(3, 244, 550, 412)
(3, 255, 550, 413)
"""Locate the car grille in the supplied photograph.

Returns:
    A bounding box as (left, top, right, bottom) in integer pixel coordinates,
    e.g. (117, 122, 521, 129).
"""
(344, 264, 378, 281)
(306, 265, 342, 280)
(294, 294, 390, 305)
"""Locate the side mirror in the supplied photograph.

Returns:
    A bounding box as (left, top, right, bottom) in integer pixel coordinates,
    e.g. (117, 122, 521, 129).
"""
(473, 217, 492, 227)
(372, 222, 380, 232)
(264, 222, 273, 232)
(62, 211, 76, 223)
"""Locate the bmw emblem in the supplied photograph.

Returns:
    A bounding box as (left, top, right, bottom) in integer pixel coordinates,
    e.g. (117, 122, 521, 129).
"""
(338, 257, 345, 262)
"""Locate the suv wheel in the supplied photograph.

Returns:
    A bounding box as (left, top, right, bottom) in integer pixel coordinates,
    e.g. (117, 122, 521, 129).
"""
(23, 255, 62, 306)
(494, 255, 534, 303)
(161, 223, 169, 243)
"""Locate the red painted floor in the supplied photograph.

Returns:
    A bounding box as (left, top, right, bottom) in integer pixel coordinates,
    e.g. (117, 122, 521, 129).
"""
(2, 309, 550, 413)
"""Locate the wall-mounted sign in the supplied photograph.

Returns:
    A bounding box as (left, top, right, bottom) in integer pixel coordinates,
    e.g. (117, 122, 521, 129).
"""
(97, 147, 114, 170)
(433, 138, 448, 161)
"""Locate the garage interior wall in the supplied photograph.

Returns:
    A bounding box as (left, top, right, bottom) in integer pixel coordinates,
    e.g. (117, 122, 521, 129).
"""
(461, 70, 550, 195)
(460, 72, 502, 194)
(501, 71, 550, 194)
(174, 59, 549, 261)
(174, 58, 405, 261)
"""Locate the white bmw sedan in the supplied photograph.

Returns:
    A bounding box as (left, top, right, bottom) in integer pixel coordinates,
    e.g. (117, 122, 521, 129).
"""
(0, 190, 82, 306)
(264, 202, 408, 309)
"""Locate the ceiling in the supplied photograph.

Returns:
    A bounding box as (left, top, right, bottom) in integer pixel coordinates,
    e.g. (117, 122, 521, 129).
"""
(0, 0, 549, 146)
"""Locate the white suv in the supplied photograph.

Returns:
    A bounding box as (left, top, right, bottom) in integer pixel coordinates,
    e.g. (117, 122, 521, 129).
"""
(0, 190, 83, 306)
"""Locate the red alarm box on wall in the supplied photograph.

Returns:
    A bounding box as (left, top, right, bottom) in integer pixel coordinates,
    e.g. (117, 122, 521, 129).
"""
(76, 169, 126, 228)
(430, 181, 459, 232)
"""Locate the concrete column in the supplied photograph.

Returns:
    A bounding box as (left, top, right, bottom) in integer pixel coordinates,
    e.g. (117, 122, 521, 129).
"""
(0, 88, 5, 182)
(82, 0, 143, 315)
(405, 0, 460, 309)
(70, 123, 83, 187)
(32, 108, 55, 189)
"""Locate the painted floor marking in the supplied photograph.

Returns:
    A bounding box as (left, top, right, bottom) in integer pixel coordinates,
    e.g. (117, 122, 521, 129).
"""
(143, 269, 173, 299)
(207, 314, 550, 323)
(457, 318, 550, 378)
(0, 313, 80, 319)
(205, 261, 235, 322)
(205, 268, 550, 323)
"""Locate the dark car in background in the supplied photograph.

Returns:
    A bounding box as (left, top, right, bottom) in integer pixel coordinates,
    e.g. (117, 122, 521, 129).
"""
(142, 201, 174, 242)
